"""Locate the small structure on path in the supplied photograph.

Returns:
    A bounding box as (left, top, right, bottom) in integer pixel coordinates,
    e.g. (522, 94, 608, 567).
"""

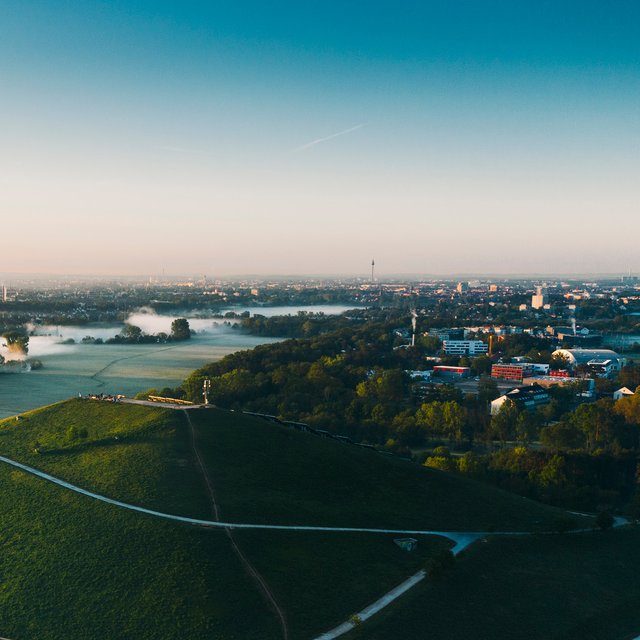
(394, 537, 418, 552)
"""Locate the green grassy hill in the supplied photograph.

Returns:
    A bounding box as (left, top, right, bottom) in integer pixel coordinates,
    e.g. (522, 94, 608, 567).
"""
(186, 408, 591, 532)
(0, 400, 605, 639)
(354, 528, 640, 640)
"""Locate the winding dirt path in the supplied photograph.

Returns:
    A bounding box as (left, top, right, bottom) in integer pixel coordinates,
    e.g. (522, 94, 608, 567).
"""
(182, 409, 289, 640)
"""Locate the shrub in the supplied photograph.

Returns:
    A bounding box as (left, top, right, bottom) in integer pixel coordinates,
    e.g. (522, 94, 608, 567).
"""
(596, 511, 614, 531)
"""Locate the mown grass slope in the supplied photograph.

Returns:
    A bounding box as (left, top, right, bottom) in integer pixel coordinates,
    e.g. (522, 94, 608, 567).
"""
(0, 399, 210, 516)
(354, 527, 640, 640)
(0, 400, 601, 639)
(232, 530, 448, 639)
(0, 465, 278, 640)
(187, 408, 593, 532)
(0, 400, 448, 638)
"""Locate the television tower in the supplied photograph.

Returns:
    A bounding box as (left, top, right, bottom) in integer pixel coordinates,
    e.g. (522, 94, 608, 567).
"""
(411, 309, 418, 347)
(371, 258, 375, 283)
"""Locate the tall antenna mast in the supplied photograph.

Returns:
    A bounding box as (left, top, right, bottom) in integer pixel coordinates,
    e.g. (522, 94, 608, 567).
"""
(371, 258, 375, 283)
(411, 309, 417, 348)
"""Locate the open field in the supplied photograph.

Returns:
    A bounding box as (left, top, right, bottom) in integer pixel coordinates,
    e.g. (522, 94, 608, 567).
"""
(0, 305, 359, 419)
(0, 331, 280, 419)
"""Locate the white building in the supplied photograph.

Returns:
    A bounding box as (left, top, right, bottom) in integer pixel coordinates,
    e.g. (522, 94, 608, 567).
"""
(531, 285, 547, 310)
(613, 387, 635, 400)
(442, 340, 488, 356)
(552, 348, 625, 377)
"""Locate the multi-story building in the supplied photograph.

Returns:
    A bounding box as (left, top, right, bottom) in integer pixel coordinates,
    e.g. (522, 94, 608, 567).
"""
(427, 328, 466, 341)
(491, 363, 534, 382)
(442, 340, 488, 356)
(531, 285, 546, 310)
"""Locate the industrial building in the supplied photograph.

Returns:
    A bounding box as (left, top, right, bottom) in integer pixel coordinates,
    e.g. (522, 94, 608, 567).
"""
(552, 348, 625, 378)
(522, 375, 595, 397)
(490, 384, 550, 414)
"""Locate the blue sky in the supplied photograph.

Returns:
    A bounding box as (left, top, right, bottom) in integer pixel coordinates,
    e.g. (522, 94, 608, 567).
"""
(1, 1, 638, 276)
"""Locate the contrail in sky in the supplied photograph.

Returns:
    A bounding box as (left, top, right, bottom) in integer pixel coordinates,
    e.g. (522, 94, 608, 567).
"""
(292, 123, 366, 152)
(158, 145, 208, 154)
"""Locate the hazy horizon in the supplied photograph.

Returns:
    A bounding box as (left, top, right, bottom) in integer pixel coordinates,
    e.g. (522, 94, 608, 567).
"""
(2, 1, 638, 276)
(0, 269, 638, 284)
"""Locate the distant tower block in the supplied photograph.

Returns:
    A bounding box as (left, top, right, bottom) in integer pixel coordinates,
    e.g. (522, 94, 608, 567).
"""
(371, 258, 375, 282)
(411, 310, 418, 347)
(531, 285, 547, 310)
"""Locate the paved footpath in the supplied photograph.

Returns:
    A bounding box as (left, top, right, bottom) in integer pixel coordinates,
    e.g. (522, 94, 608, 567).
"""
(314, 534, 481, 640)
(0, 454, 492, 541)
(1, 404, 630, 640)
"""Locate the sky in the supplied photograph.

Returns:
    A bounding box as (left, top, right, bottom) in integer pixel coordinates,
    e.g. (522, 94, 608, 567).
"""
(1, 1, 639, 277)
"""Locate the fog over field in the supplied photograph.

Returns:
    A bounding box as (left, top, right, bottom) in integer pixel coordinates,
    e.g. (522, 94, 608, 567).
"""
(0, 305, 356, 418)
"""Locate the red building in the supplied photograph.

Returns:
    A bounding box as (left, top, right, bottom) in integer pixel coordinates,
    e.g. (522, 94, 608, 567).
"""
(491, 363, 534, 382)
(432, 365, 470, 378)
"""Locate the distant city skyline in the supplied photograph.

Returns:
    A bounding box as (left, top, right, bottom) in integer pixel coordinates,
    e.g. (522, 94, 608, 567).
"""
(1, 1, 638, 275)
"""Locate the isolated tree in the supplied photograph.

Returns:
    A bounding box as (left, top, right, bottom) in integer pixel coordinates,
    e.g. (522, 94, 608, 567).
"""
(550, 353, 570, 371)
(490, 399, 520, 443)
(471, 355, 493, 376)
(170, 318, 191, 341)
(121, 324, 143, 341)
(2, 331, 29, 355)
